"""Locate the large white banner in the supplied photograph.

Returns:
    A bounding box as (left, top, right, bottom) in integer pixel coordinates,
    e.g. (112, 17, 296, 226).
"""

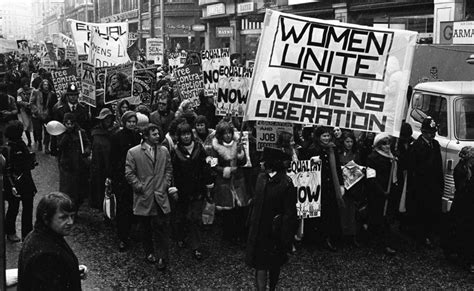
(287, 158, 321, 218)
(244, 10, 418, 137)
(68, 19, 129, 59)
(88, 30, 130, 67)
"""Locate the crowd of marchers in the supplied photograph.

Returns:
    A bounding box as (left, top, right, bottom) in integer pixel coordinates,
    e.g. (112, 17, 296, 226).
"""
(1, 53, 474, 290)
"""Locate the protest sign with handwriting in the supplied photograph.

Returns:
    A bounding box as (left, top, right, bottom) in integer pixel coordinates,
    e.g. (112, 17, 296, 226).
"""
(244, 10, 417, 137)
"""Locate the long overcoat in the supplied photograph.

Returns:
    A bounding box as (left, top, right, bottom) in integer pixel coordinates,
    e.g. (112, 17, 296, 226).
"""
(246, 172, 297, 269)
(125, 142, 173, 216)
(408, 136, 444, 214)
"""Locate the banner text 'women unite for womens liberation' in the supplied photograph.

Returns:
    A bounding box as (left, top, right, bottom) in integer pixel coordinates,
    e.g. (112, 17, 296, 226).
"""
(244, 10, 418, 137)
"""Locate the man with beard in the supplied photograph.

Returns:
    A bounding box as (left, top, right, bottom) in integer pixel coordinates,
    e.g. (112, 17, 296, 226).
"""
(150, 90, 174, 139)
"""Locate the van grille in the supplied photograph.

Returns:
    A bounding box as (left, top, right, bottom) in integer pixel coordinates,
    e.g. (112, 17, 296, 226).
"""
(444, 173, 455, 199)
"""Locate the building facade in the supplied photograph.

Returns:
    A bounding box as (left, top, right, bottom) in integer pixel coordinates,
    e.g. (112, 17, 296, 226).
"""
(197, 0, 473, 63)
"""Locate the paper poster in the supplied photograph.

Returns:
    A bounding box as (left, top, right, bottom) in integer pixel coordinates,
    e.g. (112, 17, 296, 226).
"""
(341, 160, 365, 190)
(80, 62, 96, 107)
(175, 65, 203, 107)
(132, 67, 157, 104)
(215, 66, 253, 117)
(287, 157, 322, 218)
(244, 10, 418, 137)
(256, 120, 293, 151)
(201, 48, 230, 96)
(104, 63, 134, 104)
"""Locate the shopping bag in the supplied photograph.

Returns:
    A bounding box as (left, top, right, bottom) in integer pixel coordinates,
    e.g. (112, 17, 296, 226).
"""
(103, 181, 116, 220)
(202, 200, 216, 225)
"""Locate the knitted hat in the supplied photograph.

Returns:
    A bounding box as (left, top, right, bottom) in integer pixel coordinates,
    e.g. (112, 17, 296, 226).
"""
(121, 110, 137, 125)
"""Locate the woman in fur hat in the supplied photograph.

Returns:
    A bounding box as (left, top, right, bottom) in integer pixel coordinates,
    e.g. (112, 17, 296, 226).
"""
(210, 120, 248, 243)
(366, 132, 398, 255)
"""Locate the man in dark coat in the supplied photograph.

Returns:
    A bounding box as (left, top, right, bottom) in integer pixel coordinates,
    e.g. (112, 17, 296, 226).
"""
(18, 192, 88, 290)
(408, 116, 444, 248)
(53, 83, 90, 135)
(246, 147, 297, 291)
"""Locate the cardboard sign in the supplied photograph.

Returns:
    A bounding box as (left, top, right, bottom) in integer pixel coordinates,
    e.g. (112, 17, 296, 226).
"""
(287, 157, 322, 218)
(16, 40, 29, 54)
(215, 66, 253, 117)
(168, 51, 187, 73)
(132, 67, 157, 104)
(256, 120, 293, 151)
(175, 65, 203, 107)
(88, 30, 130, 67)
(104, 63, 134, 104)
(201, 48, 230, 96)
(80, 62, 96, 107)
(50, 67, 80, 96)
(146, 38, 163, 62)
(244, 10, 418, 137)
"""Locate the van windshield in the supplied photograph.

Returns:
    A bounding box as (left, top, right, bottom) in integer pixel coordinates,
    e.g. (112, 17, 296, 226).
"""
(455, 97, 474, 140)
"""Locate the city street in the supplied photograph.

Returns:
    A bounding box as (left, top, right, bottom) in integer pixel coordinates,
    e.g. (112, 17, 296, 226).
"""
(4, 151, 474, 289)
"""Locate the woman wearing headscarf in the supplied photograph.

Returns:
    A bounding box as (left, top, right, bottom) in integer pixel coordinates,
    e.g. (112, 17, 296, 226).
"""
(299, 126, 345, 251)
(448, 146, 474, 273)
(89, 108, 114, 210)
(366, 132, 398, 255)
(58, 113, 90, 211)
(246, 147, 297, 291)
(210, 120, 249, 243)
(110, 111, 141, 251)
(172, 122, 213, 259)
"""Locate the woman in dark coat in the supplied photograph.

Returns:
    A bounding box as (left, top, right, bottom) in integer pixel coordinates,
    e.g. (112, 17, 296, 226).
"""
(110, 111, 141, 251)
(58, 113, 90, 211)
(3, 120, 37, 242)
(89, 108, 114, 210)
(366, 133, 398, 255)
(172, 122, 213, 259)
(338, 131, 363, 246)
(246, 147, 297, 291)
(299, 126, 344, 251)
(450, 146, 474, 273)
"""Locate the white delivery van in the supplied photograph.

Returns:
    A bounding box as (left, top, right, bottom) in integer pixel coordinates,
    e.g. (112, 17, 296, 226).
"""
(406, 81, 474, 212)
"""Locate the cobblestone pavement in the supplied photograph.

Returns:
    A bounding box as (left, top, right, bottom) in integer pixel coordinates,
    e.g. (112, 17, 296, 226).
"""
(5, 151, 474, 289)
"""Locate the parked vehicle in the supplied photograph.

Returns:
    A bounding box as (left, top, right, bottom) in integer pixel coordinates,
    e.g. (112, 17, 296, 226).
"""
(406, 81, 474, 212)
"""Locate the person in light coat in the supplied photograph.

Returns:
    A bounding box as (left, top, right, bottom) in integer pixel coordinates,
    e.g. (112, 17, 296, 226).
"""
(125, 123, 173, 269)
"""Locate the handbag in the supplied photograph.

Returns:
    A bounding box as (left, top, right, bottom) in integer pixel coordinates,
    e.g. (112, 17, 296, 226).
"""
(202, 200, 216, 225)
(103, 182, 116, 220)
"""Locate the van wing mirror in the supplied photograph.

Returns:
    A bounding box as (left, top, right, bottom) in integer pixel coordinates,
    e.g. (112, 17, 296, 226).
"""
(410, 108, 427, 123)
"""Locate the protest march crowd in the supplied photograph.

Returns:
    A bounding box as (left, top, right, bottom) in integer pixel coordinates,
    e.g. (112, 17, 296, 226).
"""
(1, 11, 474, 290)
